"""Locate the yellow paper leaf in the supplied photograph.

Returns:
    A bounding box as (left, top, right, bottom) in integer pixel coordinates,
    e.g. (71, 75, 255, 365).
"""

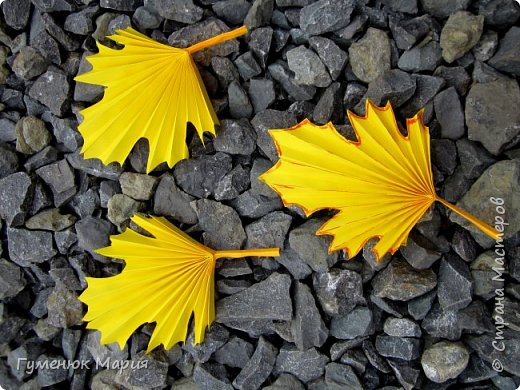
(78, 214, 279, 351)
(75, 26, 247, 173)
(261, 100, 499, 261)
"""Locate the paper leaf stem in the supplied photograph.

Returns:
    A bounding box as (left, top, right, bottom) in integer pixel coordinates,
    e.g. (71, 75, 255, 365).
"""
(261, 99, 499, 261)
(78, 214, 279, 351)
(75, 26, 247, 173)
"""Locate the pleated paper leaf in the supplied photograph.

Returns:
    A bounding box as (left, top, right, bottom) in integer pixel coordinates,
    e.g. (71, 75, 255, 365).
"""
(261, 100, 499, 261)
(75, 26, 247, 173)
(79, 214, 279, 351)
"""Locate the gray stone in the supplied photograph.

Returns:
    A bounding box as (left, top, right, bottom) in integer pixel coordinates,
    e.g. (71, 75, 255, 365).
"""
(245, 211, 292, 250)
(472, 30, 498, 62)
(0, 172, 33, 226)
(365, 69, 416, 108)
(450, 160, 520, 247)
(467, 329, 520, 376)
(41, 12, 81, 51)
(292, 282, 328, 350)
(213, 0, 251, 25)
(475, 0, 520, 27)
(217, 279, 251, 295)
(330, 306, 374, 340)
(121, 351, 169, 388)
(433, 66, 471, 96)
(74, 52, 104, 103)
(400, 74, 444, 118)
(69, 188, 99, 218)
(214, 120, 256, 156)
(192, 199, 245, 250)
(398, 41, 442, 73)
(47, 283, 83, 328)
(299, 0, 354, 36)
(421, 341, 469, 383)
(388, 15, 429, 51)
(101, 0, 141, 11)
(107, 14, 131, 35)
(0, 258, 25, 299)
(440, 11, 484, 64)
(193, 362, 232, 390)
(12, 46, 49, 80)
(119, 172, 158, 201)
(49, 116, 83, 152)
(107, 194, 143, 230)
(75, 217, 112, 259)
(375, 335, 421, 361)
(384, 317, 421, 337)
(420, 0, 470, 18)
(343, 83, 366, 111)
(286, 46, 331, 87)
(349, 28, 391, 83)
(214, 336, 254, 369)
(174, 152, 232, 198)
(211, 56, 239, 89)
(54, 229, 77, 254)
(382, 0, 417, 14)
(274, 346, 329, 383)
(151, 175, 192, 223)
(268, 61, 316, 101)
(15, 116, 52, 154)
(26, 208, 77, 231)
(228, 81, 253, 119)
(313, 82, 342, 125)
(251, 109, 297, 162)
(421, 303, 462, 340)
(0, 118, 17, 143)
(244, 0, 274, 29)
(264, 374, 304, 390)
(183, 324, 229, 363)
(488, 26, 520, 77)
(64, 5, 99, 35)
(289, 219, 338, 273)
(451, 227, 477, 262)
(372, 258, 437, 301)
(338, 349, 368, 374)
(400, 231, 442, 270)
(434, 87, 465, 140)
(249, 79, 275, 113)
(36, 160, 76, 207)
(387, 359, 422, 390)
(438, 255, 473, 311)
(214, 165, 250, 201)
(168, 18, 240, 66)
(230, 189, 283, 219)
(362, 340, 392, 374)
(249, 27, 272, 69)
(277, 245, 312, 280)
(325, 362, 362, 389)
(216, 272, 292, 322)
(470, 251, 504, 299)
(309, 36, 347, 80)
(24, 146, 58, 172)
(2, 0, 31, 30)
(313, 269, 364, 316)
(233, 337, 277, 389)
(132, 6, 162, 29)
(28, 68, 70, 116)
(235, 52, 262, 81)
(457, 139, 495, 180)
(36, 354, 68, 386)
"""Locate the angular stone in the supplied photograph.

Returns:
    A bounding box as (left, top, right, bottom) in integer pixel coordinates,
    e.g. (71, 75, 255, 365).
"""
(268, 61, 316, 101)
(274, 346, 329, 383)
(361, 340, 391, 373)
(214, 119, 256, 156)
(365, 69, 416, 108)
(384, 317, 421, 337)
(233, 337, 277, 389)
(75, 217, 112, 259)
(286, 46, 331, 87)
(74, 52, 104, 103)
(434, 87, 465, 140)
(400, 231, 442, 270)
(277, 245, 312, 280)
(289, 219, 338, 273)
(211, 56, 239, 89)
(400, 74, 444, 118)
(421, 341, 469, 383)
(388, 15, 429, 51)
(2, 0, 31, 30)
(15, 116, 52, 154)
(12, 46, 49, 80)
(488, 26, 520, 76)
(101, 0, 141, 11)
(235, 51, 262, 81)
(330, 306, 374, 340)
(438, 255, 473, 311)
(152, 174, 196, 224)
(440, 11, 484, 64)
(214, 336, 254, 369)
(214, 165, 250, 201)
(398, 41, 442, 72)
(457, 139, 495, 180)
(26, 208, 76, 231)
(309, 36, 347, 80)
(47, 283, 84, 328)
(407, 289, 436, 321)
(244, 0, 274, 29)
(264, 373, 304, 390)
(249, 79, 276, 113)
(107, 194, 143, 230)
(299, 0, 354, 36)
(28, 68, 70, 116)
(119, 172, 158, 201)
(230, 189, 282, 219)
(249, 27, 272, 69)
(420, 0, 470, 18)
(0, 258, 25, 299)
(216, 272, 292, 322)
(475, 0, 520, 27)
(375, 335, 421, 361)
(36, 354, 68, 386)
(313, 82, 342, 125)
(64, 5, 99, 35)
(251, 109, 297, 162)
(325, 362, 362, 389)
(292, 282, 328, 350)
(470, 251, 504, 300)
(228, 80, 253, 119)
(183, 324, 229, 363)
(213, 0, 251, 25)
(245, 211, 291, 251)
(387, 359, 422, 390)
(422, 303, 462, 340)
(0, 172, 33, 226)
(349, 28, 391, 83)
(36, 160, 76, 207)
(49, 116, 82, 152)
(466, 330, 520, 376)
(41, 12, 81, 51)
(193, 363, 233, 390)
(313, 269, 364, 316)
(372, 258, 437, 301)
(472, 30, 498, 62)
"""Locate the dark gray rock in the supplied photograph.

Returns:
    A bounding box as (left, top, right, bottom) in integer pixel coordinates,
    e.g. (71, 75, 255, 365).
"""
(235, 51, 262, 81)
(338, 349, 368, 374)
(132, 6, 162, 29)
(451, 228, 477, 262)
(343, 83, 366, 111)
(2, 0, 31, 30)
(245, 211, 292, 251)
(213, 0, 251, 25)
(362, 340, 391, 374)
(472, 30, 498, 62)
(330, 306, 374, 340)
(286, 45, 331, 87)
(192, 199, 245, 250)
(398, 41, 442, 72)
(324, 362, 362, 389)
(309, 36, 347, 80)
(193, 362, 233, 390)
(264, 373, 304, 389)
(249, 79, 276, 113)
(387, 359, 422, 390)
(456, 139, 495, 180)
(432, 139, 457, 176)
(41, 13, 81, 51)
(369, 294, 404, 318)
(251, 109, 297, 162)
(433, 66, 471, 96)
(434, 87, 465, 140)
(216, 272, 292, 322)
(420, 0, 470, 18)
(74, 52, 104, 103)
(65, 6, 100, 35)
(244, 0, 274, 29)
(122, 351, 169, 388)
(467, 329, 520, 376)
(475, 0, 520, 27)
(0, 144, 19, 180)
(470, 251, 504, 299)
(0, 172, 33, 226)
(277, 245, 312, 280)
(0, 118, 17, 143)
(329, 338, 365, 361)
(365, 69, 416, 108)
(299, 0, 354, 36)
(421, 303, 462, 340)
(75, 217, 112, 259)
(400, 74, 444, 118)
(388, 15, 430, 51)
(217, 279, 252, 295)
(28, 68, 70, 116)
(12, 46, 49, 80)
(230, 189, 283, 218)
(249, 27, 272, 69)
(47, 283, 83, 327)
(292, 282, 328, 350)
(49, 116, 82, 153)
(274, 346, 329, 383)
(313, 269, 364, 316)
(438, 255, 473, 311)
(228, 81, 253, 119)
(440, 11, 484, 64)
(488, 27, 520, 77)
(145, 0, 202, 22)
(24, 146, 58, 172)
(400, 230, 442, 270)
(214, 165, 250, 201)
(375, 335, 420, 360)
(289, 219, 338, 273)
(349, 28, 391, 83)
(217, 258, 252, 278)
(421, 341, 469, 383)
(101, 0, 141, 11)
(250, 158, 277, 198)
(0, 258, 25, 299)
(233, 337, 277, 389)
(384, 317, 421, 337)
(383, 0, 417, 13)
(174, 152, 232, 199)
(268, 61, 316, 101)
(54, 229, 77, 254)
(184, 324, 229, 363)
(372, 258, 437, 301)
(36, 159, 76, 207)
(211, 56, 239, 89)
(313, 82, 342, 125)
(36, 354, 68, 386)
(107, 194, 144, 229)
(214, 336, 254, 369)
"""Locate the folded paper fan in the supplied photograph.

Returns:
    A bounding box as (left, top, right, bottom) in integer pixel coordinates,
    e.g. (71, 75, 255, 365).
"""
(261, 99, 499, 261)
(75, 26, 247, 173)
(79, 214, 279, 351)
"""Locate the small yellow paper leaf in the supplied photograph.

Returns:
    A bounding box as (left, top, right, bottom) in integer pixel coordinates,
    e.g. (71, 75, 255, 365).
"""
(78, 214, 279, 351)
(75, 26, 246, 173)
(261, 100, 499, 260)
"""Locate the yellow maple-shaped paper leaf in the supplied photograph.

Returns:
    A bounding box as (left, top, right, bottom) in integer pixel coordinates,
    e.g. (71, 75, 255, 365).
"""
(75, 26, 247, 173)
(78, 214, 279, 351)
(261, 100, 499, 261)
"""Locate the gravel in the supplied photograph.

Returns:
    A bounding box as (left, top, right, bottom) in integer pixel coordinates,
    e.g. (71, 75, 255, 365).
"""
(1, 1, 519, 388)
